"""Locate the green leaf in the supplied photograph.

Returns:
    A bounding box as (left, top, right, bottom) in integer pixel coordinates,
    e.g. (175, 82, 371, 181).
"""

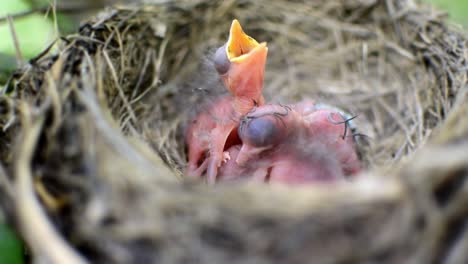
(0, 0, 55, 59)
(0, 223, 24, 264)
(426, 0, 468, 27)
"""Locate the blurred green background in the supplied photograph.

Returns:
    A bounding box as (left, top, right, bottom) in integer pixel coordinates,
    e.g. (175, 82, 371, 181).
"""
(1, 0, 467, 63)
(0, 0, 467, 263)
(0, 0, 104, 83)
(426, 0, 468, 27)
(0, 0, 467, 82)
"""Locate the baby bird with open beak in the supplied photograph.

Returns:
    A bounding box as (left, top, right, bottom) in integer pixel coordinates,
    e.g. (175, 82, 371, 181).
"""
(185, 20, 268, 183)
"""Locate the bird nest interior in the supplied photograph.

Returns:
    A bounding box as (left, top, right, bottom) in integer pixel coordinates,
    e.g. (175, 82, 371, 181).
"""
(1, 0, 468, 263)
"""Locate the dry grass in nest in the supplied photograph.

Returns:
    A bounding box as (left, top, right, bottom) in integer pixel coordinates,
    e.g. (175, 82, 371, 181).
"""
(0, 0, 467, 263)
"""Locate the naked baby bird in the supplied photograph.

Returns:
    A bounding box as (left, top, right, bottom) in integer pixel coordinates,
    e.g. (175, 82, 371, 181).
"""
(217, 102, 362, 185)
(185, 20, 268, 183)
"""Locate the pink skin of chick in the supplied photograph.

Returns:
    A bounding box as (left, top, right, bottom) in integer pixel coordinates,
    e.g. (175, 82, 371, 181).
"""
(185, 97, 240, 178)
(185, 20, 268, 183)
(217, 102, 362, 185)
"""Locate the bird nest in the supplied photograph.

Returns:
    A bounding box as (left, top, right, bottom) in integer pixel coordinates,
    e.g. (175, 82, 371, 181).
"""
(1, 0, 468, 263)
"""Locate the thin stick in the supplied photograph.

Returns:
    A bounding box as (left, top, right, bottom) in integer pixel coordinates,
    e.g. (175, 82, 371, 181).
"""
(0, 162, 14, 199)
(15, 103, 87, 263)
(7, 16, 24, 67)
(102, 50, 138, 123)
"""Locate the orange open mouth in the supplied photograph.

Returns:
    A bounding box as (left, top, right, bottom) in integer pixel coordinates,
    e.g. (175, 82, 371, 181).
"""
(225, 19, 267, 63)
(215, 19, 268, 112)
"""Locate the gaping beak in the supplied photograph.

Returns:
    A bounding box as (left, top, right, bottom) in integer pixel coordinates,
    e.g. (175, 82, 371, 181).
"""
(225, 20, 265, 63)
(215, 20, 268, 111)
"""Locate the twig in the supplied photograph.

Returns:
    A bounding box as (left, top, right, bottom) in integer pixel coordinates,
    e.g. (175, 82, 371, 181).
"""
(102, 50, 138, 124)
(0, 162, 14, 199)
(75, 79, 162, 175)
(7, 16, 24, 67)
(15, 102, 87, 263)
(44, 70, 62, 134)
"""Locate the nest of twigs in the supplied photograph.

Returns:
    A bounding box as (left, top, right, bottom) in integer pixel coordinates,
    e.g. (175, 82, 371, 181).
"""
(1, 0, 468, 263)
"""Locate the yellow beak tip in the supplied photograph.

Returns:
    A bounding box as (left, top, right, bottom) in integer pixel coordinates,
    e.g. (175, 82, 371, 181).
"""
(226, 19, 264, 61)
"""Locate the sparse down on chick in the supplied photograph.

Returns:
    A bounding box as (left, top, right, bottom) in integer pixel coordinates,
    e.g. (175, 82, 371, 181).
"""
(218, 102, 362, 185)
(185, 20, 362, 185)
(185, 20, 268, 183)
